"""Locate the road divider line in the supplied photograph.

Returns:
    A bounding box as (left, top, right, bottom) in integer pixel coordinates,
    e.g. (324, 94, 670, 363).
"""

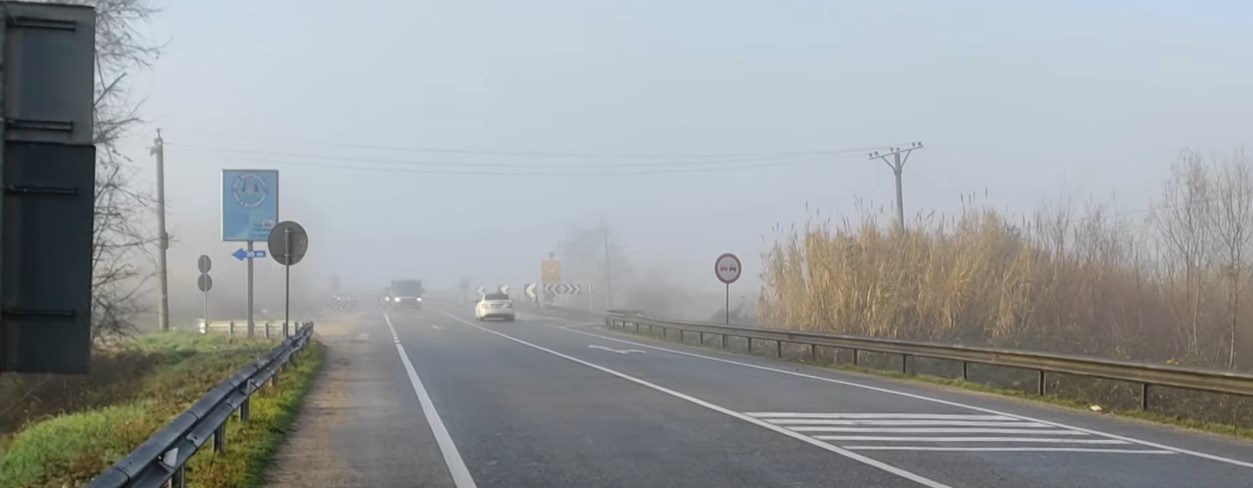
(441, 312, 952, 488)
(384, 313, 478, 488)
(844, 446, 1175, 454)
(787, 428, 1085, 435)
(766, 420, 1052, 427)
(748, 413, 1015, 420)
(811, 436, 1128, 444)
(556, 325, 1253, 469)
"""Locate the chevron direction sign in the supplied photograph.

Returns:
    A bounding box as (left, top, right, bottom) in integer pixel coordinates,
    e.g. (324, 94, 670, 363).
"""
(542, 283, 582, 295)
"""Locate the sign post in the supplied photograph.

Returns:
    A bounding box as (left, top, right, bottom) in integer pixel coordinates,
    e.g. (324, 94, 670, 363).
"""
(197, 255, 213, 329)
(715, 253, 742, 325)
(222, 169, 279, 337)
(269, 221, 308, 337)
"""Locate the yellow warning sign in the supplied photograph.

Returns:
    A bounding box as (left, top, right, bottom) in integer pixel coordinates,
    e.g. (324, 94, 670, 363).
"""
(541, 259, 561, 284)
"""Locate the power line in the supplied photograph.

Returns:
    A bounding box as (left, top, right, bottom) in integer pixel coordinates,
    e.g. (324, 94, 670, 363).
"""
(167, 142, 854, 169)
(190, 151, 855, 176)
(167, 127, 898, 160)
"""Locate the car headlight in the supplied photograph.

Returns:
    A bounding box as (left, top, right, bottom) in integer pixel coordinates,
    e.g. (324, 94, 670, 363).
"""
(417, 297, 423, 302)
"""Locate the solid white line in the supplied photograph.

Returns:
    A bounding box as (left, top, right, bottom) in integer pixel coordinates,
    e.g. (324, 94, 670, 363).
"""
(441, 312, 952, 488)
(558, 325, 1253, 469)
(748, 413, 1015, 420)
(813, 436, 1130, 444)
(844, 446, 1176, 454)
(384, 313, 478, 488)
(786, 428, 1086, 435)
(767, 420, 1052, 427)
(432, 325, 444, 330)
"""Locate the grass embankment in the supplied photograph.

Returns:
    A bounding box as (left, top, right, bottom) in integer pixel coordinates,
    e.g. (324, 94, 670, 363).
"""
(0, 333, 324, 488)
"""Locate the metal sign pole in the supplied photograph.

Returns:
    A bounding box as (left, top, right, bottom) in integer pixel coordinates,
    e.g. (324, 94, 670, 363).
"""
(203, 289, 209, 332)
(246, 240, 255, 337)
(725, 283, 730, 325)
(284, 227, 291, 337)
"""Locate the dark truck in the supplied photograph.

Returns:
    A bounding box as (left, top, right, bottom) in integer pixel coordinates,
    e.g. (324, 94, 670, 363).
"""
(384, 279, 425, 311)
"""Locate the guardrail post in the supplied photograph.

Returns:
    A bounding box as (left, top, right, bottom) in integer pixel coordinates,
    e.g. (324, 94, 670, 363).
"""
(776, 340, 783, 357)
(747, 338, 753, 353)
(240, 396, 250, 422)
(810, 344, 817, 362)
(961, 361, 969, 381)
(1037, 370, 1047, 396)
(698, 331, 704, 345)
(213, 423, 226, 453)
(265, 322, 272, 338)
(171, 465, 187, 488)
(678, 329, 684, 342)
(229, 320, 235, 336)
(902, 354, 909, 374)
(720, 334, 726, 348)
(852, 349, 859, 366)
(1141, 383, 1150, 410)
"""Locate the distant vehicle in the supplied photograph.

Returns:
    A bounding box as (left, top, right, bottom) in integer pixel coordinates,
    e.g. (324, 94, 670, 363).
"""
(475, 292, 515, 321)
(384, 279, 425, 311)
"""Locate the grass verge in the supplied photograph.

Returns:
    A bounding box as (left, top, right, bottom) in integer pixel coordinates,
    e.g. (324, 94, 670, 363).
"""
(0, 334, 321, 488)
(185, 340, 325, 488)
(610, 326, 1253, 443)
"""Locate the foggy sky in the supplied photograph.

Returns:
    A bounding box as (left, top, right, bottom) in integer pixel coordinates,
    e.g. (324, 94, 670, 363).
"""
(120, 0, 1253, 305)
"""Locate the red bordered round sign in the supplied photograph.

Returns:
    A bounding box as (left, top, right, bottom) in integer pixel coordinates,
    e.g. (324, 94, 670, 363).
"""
(714, 253, 742, 284)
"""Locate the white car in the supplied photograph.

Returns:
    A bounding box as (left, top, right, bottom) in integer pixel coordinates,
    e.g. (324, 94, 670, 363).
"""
(475, 292, 515, 321)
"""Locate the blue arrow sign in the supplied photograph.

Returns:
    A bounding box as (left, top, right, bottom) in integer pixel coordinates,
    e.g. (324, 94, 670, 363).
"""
(232, 249, 267, 261)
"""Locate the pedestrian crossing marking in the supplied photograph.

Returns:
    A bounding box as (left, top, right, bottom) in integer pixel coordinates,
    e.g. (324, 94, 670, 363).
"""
(745, 412, 1175, 455)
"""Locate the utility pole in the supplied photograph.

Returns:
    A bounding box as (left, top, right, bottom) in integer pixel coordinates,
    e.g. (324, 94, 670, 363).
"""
(151, 130, 171, 331)
(869, 142, 924, 231)
(602, 223, 613, 310)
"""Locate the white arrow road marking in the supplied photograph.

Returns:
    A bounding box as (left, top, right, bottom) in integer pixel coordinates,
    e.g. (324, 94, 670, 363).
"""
(588, 345, 646, 354)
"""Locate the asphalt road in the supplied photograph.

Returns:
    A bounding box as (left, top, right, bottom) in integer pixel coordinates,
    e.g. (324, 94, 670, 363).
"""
(267, 302, 1253, 487)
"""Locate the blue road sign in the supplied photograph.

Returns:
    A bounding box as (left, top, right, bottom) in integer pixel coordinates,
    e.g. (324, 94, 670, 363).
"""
(222, 169, 279, 241)
(232, 249, 268, 261)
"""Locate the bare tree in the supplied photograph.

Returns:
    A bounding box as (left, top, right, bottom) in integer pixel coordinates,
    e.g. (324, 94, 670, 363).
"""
(1151, 151, 1213, 359)
(49, 0, 164, 337)
(1209, 150, 1253, 368)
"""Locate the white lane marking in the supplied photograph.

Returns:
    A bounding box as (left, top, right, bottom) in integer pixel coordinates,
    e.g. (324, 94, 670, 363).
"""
(588, 345, 647, 354)
(558, 325, 1253, 469)
(789, 428, 1087, 435)
(441, 312, 952, 488)
(813, 436, 1130, 444)
(845, 446, 1176, 454)
(748, 413, 1015, 420)
(384, 313, 478, 488)
(432, 325, 444, 330)
(766, 420, 1052, 427)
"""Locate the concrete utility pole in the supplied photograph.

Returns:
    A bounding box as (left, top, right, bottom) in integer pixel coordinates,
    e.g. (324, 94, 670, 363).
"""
(869, 142, 924, 231)
(151, 130, 171, 331)
(602, 223, 613, 310)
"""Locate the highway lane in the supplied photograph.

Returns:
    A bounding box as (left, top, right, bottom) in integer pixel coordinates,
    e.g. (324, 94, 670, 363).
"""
(287, 303, 1253, 487)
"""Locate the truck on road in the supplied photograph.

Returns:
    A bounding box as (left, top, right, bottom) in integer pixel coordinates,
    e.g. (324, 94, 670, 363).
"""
(384, 279, 425, 311)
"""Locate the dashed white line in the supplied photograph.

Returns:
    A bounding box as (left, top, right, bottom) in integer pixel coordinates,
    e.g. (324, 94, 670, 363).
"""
(557, 324, 1252, 469)
(384, 313, 477, 488)
(442, 312, 953, 488)
(748, 413, 1015, 420)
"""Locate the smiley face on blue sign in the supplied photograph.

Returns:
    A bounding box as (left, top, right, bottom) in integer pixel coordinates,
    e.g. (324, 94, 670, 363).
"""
(222, 170, 279, 241)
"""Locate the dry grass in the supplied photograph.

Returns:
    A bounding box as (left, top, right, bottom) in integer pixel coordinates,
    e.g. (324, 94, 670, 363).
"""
(761, 150, 1253, 373)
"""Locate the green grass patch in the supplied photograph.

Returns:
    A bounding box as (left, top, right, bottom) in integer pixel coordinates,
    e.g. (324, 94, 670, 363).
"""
(185, 340, 324, 488)
(0, 332, 285, 488)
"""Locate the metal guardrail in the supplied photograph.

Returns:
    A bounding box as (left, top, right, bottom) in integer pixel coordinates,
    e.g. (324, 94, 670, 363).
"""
(604, 313, 1253, 410)
(83, 322, 316, 488)
(197, 319, 311, 338)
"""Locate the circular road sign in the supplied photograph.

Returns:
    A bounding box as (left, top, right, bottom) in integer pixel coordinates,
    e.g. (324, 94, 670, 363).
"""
(268, 221, 309, 266)
(715, 253, 742, 284)
(197, 255, 212, 274)
(197, 274, 213, 292)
